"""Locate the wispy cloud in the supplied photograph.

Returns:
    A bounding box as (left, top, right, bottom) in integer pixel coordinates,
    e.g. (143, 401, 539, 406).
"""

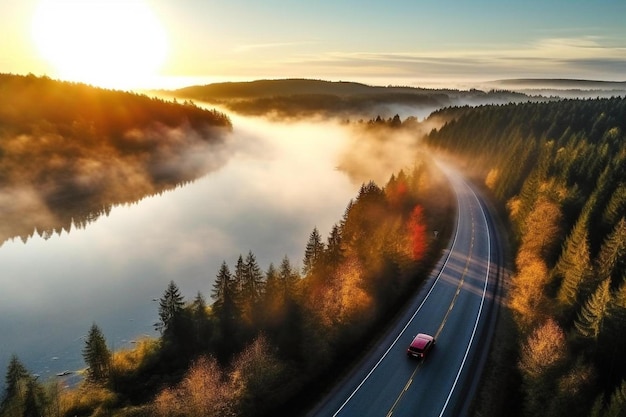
(234, 41, 316, 53)
(275, 36, 626, 81)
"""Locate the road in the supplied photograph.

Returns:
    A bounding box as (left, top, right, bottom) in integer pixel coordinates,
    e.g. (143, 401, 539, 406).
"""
(308, 166, 504, 417)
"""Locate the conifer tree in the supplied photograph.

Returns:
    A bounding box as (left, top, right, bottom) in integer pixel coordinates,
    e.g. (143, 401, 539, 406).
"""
(82, 323, 111, 383)
(278, 255, 298, 299)
(324, 224, 344, 270)
(303, 227, 324, 276)
(264, 263, 280, 302)
(1, 354, 29, 411)
(555, 214, 592, 311)
(156, 280, 185, 335)
(239, 251, 265, 324)
(596, 218, 626, 283)
(212, 261, 233, 309)
(211, 261, 239, 352)
(574, 279, 612, 340)
(242, 251, 264, 305)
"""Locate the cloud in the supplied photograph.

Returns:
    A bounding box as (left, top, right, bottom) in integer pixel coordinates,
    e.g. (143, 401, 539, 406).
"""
(270, 36, 626, 82)
(233, 41, 316, 53)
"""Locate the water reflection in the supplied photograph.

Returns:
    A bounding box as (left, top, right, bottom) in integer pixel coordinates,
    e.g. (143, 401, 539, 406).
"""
(0, 115, 358, 381)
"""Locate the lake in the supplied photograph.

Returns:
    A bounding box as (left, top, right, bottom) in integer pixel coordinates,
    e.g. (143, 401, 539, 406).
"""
(0, 114, 361, 384)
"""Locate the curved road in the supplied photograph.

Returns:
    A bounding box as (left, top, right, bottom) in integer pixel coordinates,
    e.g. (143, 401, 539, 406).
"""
(309, 165, 504, 417)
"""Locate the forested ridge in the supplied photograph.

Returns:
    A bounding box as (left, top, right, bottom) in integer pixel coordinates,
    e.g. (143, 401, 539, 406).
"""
(170, 78, 533, 120)
(426, 97, 626, 416)
(0, 73, 232, 246)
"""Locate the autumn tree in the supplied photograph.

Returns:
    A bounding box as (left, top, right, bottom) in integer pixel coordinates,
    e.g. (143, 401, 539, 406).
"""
(510, 258, 550, 331)
(518, 318, 568, 416)
(153, 355, 234, 417)
(407, 205, 427, 262)
(83, 323, 111, 384)
(229, 335, 287, 417)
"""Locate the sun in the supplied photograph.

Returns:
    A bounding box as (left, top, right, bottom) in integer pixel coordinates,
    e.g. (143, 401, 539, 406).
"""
(32, 0, 168, 90)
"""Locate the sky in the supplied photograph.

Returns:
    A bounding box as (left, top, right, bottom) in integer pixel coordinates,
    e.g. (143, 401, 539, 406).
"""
(1, 0, 626, 90)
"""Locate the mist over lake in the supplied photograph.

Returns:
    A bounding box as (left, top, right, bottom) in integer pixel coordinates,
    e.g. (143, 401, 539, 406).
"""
(0, 114, 360, 382)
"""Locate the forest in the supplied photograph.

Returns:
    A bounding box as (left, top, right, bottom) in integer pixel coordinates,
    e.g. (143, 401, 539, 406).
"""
(425, 96, 626, 417)
(1, 150, 454, 416)
(4, 73, 626, 416)
(0, 73, 232, 245)
(170, 78, 535, 120)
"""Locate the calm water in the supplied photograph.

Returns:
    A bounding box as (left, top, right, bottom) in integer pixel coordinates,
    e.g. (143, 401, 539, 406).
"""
(0, 115, 360, 382)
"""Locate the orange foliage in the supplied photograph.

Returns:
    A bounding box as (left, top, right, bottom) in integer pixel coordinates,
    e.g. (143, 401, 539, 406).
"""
(408, 205, 427, 261)
(318, 256, 374, 329)
(153, 356, 234, 417)
(518, 318, 567, 379)
(509, 257, 550, 331)
(386, 178, 408, 208)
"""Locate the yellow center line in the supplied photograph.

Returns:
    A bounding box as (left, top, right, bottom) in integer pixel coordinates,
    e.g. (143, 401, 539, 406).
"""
(386, 201, 476, 417)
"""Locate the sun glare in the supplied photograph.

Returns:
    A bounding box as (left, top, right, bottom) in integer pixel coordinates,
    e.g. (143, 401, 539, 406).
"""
(32, 0, 168, 90)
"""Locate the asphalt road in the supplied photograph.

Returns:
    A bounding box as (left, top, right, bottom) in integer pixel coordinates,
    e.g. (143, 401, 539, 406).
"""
(308, 166, 503, 417)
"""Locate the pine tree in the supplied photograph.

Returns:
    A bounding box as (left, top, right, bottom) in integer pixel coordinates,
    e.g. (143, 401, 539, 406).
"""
(1, 354, 29, 411)
(324, 224, 344, 270)
(602, 379, 626, 417)
(303, 227, 324, 276)
(264, 263, 280, 302)
(22, 378, 45, 417)
(278, 255, 298, 299)
(211, 261, 239, 353)
(242, 251, 264, 305)
(82, 323, 111, 383)
(596, 218, 626, 283)
(156, 280, 185, 335)
(574, 279, 612, 340)
(556, 214, 592, 311)
(239, 251, 265, 324)
(212, 261, 234, 311)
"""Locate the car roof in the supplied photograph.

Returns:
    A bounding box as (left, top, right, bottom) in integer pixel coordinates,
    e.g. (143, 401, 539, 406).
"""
(411, 333, 433, 349)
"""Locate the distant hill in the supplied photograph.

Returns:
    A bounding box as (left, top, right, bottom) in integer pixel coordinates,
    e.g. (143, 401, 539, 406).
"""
(490, 78, 626, 90)
(168, 78, 534, 120)
(487, 78, 626, 99)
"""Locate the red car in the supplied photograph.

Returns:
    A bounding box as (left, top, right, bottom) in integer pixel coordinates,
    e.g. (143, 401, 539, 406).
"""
(407, 333, 435, 359)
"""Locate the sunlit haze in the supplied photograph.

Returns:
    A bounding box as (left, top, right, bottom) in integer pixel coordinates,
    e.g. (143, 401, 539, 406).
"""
(31, 0, 167, 89)
(1, 0, 625, 89)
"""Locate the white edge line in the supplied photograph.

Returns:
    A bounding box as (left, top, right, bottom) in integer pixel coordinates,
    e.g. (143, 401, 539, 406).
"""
(437, 178, 492, 417)
(332, 187, 463, 417)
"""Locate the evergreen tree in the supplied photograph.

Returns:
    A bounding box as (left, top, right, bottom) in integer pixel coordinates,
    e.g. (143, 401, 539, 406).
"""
(190, 292, 211, 352)
(556, 214, 593, 312)
(324, 224, 344, 270)
(1, 354, 29, 412)
(264, 263, 280, 304)
(574, 279, 612, 340)
(156, 280, 185, 335)
(596, 218, 626, 284)
(22, 378, 45, 417)
(233, 255, 245, 304)
(303, 227, 324, 276)
(211, 261, 239, 356)
(278, 255, 299, 299)
(605, 379, 626, 417)
(242, 251, 264, 305)
(82, 323, 111, 383)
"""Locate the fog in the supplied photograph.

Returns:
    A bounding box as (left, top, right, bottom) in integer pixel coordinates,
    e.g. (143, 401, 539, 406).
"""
(0, 113, 370, 381)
